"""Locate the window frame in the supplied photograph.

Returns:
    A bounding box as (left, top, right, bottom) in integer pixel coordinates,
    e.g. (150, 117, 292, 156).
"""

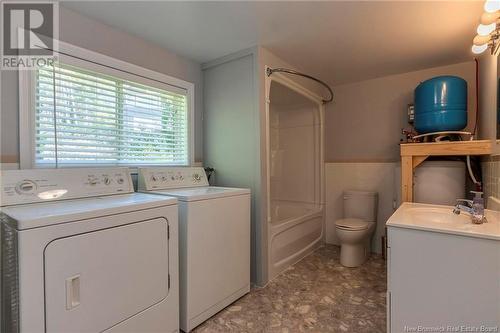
(19, 40, 195, 169)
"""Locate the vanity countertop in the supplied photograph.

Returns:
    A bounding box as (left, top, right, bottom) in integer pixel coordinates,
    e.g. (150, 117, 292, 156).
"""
(386, 202, 500, 241)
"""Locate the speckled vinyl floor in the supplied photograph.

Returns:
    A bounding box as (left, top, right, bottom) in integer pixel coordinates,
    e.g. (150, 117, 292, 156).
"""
(193, 245, 387, 333)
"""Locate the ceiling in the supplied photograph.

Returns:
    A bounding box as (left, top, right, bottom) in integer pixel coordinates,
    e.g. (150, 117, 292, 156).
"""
(62, 1, 483, 85)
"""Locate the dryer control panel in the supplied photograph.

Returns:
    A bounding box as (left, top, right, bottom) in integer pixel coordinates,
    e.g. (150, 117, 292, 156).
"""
(0, 168, 133, 206)
(138, 167, 209, 191)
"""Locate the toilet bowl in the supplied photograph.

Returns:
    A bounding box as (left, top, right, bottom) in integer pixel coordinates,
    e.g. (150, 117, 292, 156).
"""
(335, 191, 378, 267)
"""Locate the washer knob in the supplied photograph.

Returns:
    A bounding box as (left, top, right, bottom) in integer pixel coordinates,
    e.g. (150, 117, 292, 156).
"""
(104, 177, 111, 185)
(117, 177, 124, 184)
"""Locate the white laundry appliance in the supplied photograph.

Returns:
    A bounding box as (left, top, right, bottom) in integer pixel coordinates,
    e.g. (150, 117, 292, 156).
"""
(0, 167, 179, 333)
(138, 167, 251, 332)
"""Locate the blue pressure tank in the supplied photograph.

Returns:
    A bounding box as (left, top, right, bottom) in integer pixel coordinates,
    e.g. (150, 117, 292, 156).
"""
(414, 76, 467, 134)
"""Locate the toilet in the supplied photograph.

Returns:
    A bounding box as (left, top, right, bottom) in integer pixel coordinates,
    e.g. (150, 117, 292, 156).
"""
(335, 190, 378, 267)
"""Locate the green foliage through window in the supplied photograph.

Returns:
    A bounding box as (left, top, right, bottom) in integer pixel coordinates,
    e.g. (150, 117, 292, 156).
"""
(35, 63, 189, 166)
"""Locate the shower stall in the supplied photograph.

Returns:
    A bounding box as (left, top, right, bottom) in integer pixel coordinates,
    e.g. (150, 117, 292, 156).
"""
(203, 48, 328, 285)
(266, 74, 325, 280)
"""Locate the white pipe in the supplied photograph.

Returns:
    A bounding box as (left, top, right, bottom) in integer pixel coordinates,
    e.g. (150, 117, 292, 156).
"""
(467, 155, 481, 186)
(467, 137, 481, 186)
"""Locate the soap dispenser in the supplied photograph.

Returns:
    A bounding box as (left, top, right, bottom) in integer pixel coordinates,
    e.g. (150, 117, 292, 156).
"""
(470, 191, 486, 224)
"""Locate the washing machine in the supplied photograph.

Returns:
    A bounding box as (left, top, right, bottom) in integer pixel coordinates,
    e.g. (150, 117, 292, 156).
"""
(0, 167, 179, 333)
(138, 167, 250, 332)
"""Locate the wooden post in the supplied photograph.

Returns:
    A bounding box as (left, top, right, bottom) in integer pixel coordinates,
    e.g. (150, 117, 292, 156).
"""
(412, 156, 428, 168)
(401, 155, 413, 202)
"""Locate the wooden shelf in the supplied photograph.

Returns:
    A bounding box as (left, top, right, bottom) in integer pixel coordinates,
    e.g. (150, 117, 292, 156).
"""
(400, 140, 492, 202)
(401, 140, 492, 157)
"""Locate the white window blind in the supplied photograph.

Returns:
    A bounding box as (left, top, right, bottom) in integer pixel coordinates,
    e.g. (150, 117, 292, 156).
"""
(34, 62, 189, 167)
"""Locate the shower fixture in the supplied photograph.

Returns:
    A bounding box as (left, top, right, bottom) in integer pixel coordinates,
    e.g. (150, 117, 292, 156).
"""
(266, 67, 334, 104)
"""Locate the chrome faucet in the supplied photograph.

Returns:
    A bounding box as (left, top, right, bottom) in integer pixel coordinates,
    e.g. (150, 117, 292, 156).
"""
(453, 199, 473, 215)
(453, 198, 486, 224)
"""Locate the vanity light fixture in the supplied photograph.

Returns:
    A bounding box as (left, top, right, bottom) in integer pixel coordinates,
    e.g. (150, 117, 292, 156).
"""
(477, 22, 497, 36)
(473, 35, 491, 46)
(485, 0, 500, 13)
(472, 44, 489, 54)
(481, 11, 500, 24)
(471, 1, 500, 55)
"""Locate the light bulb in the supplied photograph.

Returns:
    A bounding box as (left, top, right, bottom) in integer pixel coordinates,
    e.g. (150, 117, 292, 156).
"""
(473, 34, 491, 45)
(480, 11, 500, 25)
(484, 0, 500, 13)
(472, 44, 488, 54)
(477, 22, 497, 36)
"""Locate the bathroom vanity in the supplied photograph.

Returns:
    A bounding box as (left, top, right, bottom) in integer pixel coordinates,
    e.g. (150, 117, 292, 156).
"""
(386, 203, 500, 333)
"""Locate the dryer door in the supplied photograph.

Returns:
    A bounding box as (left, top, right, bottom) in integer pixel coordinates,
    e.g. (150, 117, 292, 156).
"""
(44, 218, 169, 332)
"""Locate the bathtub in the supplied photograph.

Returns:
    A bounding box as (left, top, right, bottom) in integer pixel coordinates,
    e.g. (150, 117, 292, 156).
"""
(268, 200, 324, 280)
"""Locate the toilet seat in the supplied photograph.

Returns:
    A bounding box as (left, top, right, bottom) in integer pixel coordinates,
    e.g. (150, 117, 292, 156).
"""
(335, 218, 369, 231)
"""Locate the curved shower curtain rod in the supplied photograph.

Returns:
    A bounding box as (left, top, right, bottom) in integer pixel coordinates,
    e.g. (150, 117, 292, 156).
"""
(266, 67, 334, 104)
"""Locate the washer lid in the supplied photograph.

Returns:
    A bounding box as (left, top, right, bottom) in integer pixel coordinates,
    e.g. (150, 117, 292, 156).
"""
(0, 193, 177, 230)
(335, 218, 370, 230)
(145, 186, 250, 201)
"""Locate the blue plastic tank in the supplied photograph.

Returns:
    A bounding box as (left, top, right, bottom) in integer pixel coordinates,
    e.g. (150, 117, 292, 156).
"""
(414, 76, 467, 134)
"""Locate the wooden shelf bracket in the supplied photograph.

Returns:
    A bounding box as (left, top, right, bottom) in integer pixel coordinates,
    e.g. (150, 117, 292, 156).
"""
(400, 140, 492, 203)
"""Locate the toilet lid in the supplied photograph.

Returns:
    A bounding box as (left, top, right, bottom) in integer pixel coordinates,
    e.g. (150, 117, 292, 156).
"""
(335, 218, 369, 230)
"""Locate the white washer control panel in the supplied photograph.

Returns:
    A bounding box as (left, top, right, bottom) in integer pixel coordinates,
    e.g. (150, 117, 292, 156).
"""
(138, 167, 209, 191)
(0, 168, 133, 206)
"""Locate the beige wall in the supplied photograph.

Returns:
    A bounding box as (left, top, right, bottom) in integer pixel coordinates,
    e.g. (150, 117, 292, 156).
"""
(325, 61, 476, 162)
(0, 6, 204, 163)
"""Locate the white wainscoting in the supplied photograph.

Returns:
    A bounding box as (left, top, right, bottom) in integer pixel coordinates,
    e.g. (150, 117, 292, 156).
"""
(325, 162, 397, 254)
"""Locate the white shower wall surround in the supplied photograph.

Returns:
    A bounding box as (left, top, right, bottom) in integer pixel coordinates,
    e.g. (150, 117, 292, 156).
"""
(269, 103, 318, 203)
(268, 82, 324, 280)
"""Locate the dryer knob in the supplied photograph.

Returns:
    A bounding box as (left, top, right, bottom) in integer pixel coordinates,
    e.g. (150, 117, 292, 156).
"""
(15, 180, 37, 194)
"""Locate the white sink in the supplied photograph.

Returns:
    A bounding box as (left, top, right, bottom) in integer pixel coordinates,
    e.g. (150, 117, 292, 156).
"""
(387, 202, 500, 241)
(405, 206, 471, 224)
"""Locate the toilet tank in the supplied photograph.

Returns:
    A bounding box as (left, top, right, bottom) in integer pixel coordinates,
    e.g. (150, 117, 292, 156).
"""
(343, 190, 378, 222)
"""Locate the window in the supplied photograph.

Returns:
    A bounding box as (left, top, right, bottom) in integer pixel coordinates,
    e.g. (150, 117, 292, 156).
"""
(20, 42, 194, 168)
